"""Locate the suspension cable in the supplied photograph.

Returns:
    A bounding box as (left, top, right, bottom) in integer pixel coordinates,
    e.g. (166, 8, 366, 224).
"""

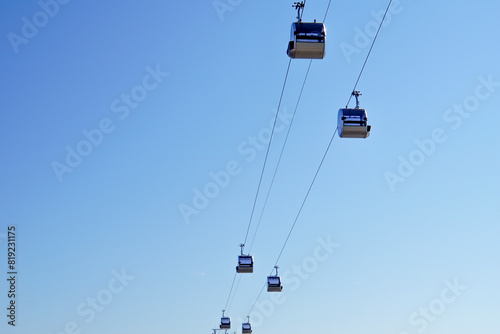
(247, 128, 338, 316)
(245, 0, 336, 318)
(222, 59, 292, 316)
(247, 0, 333, 254)
(248, 60, 313, 253)
(224, 0, 336, 323)
(223, 272, 237, 311)
(322, 0, 331, 21)
(273, 128, 337, 266)
(226, 274, 242, 312)
(247, 0, 392, 312)
(246, 281, 268, 317)
(242, 59, 292, 249)
(244, 0, 392, 320)
(346, 0, 393, 107)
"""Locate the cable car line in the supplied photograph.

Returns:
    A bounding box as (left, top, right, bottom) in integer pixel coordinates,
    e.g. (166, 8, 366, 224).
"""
(212, 0, 396, 327)
(220, 51, 292, 332)
(216, 0, 336, 330)
(236, 0, 390, 319)
(223, 59, 292, 315)
(245, 0, 335, 276)
(230, 46, 314, 319)
(234, 0, 335, 321)
(247, 60, 313, 254)
(242, 128, 338, 321)
(226, 274, 242, 312)
(273, 128, 337, 267)
(242, 0, 391, 323)
(345, 0, 393, 108)
(223, 272, 238, 311)
(246, 281, 268, 317)
(242, 58, 292, 251)
(322, 0, 332, 22)
(247, 0, 333, 255)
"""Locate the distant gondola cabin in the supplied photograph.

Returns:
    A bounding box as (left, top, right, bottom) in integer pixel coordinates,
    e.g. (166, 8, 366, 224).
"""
(267, 275, 283, 292)
(220, 317, 231, 329)
(236, 255, 254, 273)
(242, 322, 252, 334)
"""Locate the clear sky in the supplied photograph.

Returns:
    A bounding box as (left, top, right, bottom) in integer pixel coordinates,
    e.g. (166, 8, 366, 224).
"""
(1, 0, 499, 333)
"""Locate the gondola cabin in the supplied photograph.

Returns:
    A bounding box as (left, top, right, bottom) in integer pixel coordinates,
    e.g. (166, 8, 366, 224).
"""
(220, 317, 231, 329)
(236, 255, 254, 273)
(287, 21, 326, 59)
(242, 322, 252, 334)
(267, 276, 283, 292)
(337, 108, 371, 138)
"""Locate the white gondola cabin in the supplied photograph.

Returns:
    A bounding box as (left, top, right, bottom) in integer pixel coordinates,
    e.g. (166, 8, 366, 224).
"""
(220, 310, 231, 330)
(337, 91, 371, 138)
(242, 317, 252, 334)
(287, 21, 326, 59)
(220, 317, 230, 329)
(286, 2, 325, 59)
(267, 276, 283, 292)
(236, 255, 254, 273)
(236, 243, 254, 273)
(267, 266, 283, 292)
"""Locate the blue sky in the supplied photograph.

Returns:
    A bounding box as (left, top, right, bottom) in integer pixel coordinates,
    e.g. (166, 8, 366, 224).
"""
(1, 0, 499, 333)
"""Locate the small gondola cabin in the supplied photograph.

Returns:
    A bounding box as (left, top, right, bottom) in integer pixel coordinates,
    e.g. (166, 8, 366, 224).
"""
(337, 108, 371, 138)
(236, 255, 254, 273)
(220, 317, 231, 329)
(242, 322, 252, 334)
(287, 21, 326, 59)
(267, 276, 283, 292)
